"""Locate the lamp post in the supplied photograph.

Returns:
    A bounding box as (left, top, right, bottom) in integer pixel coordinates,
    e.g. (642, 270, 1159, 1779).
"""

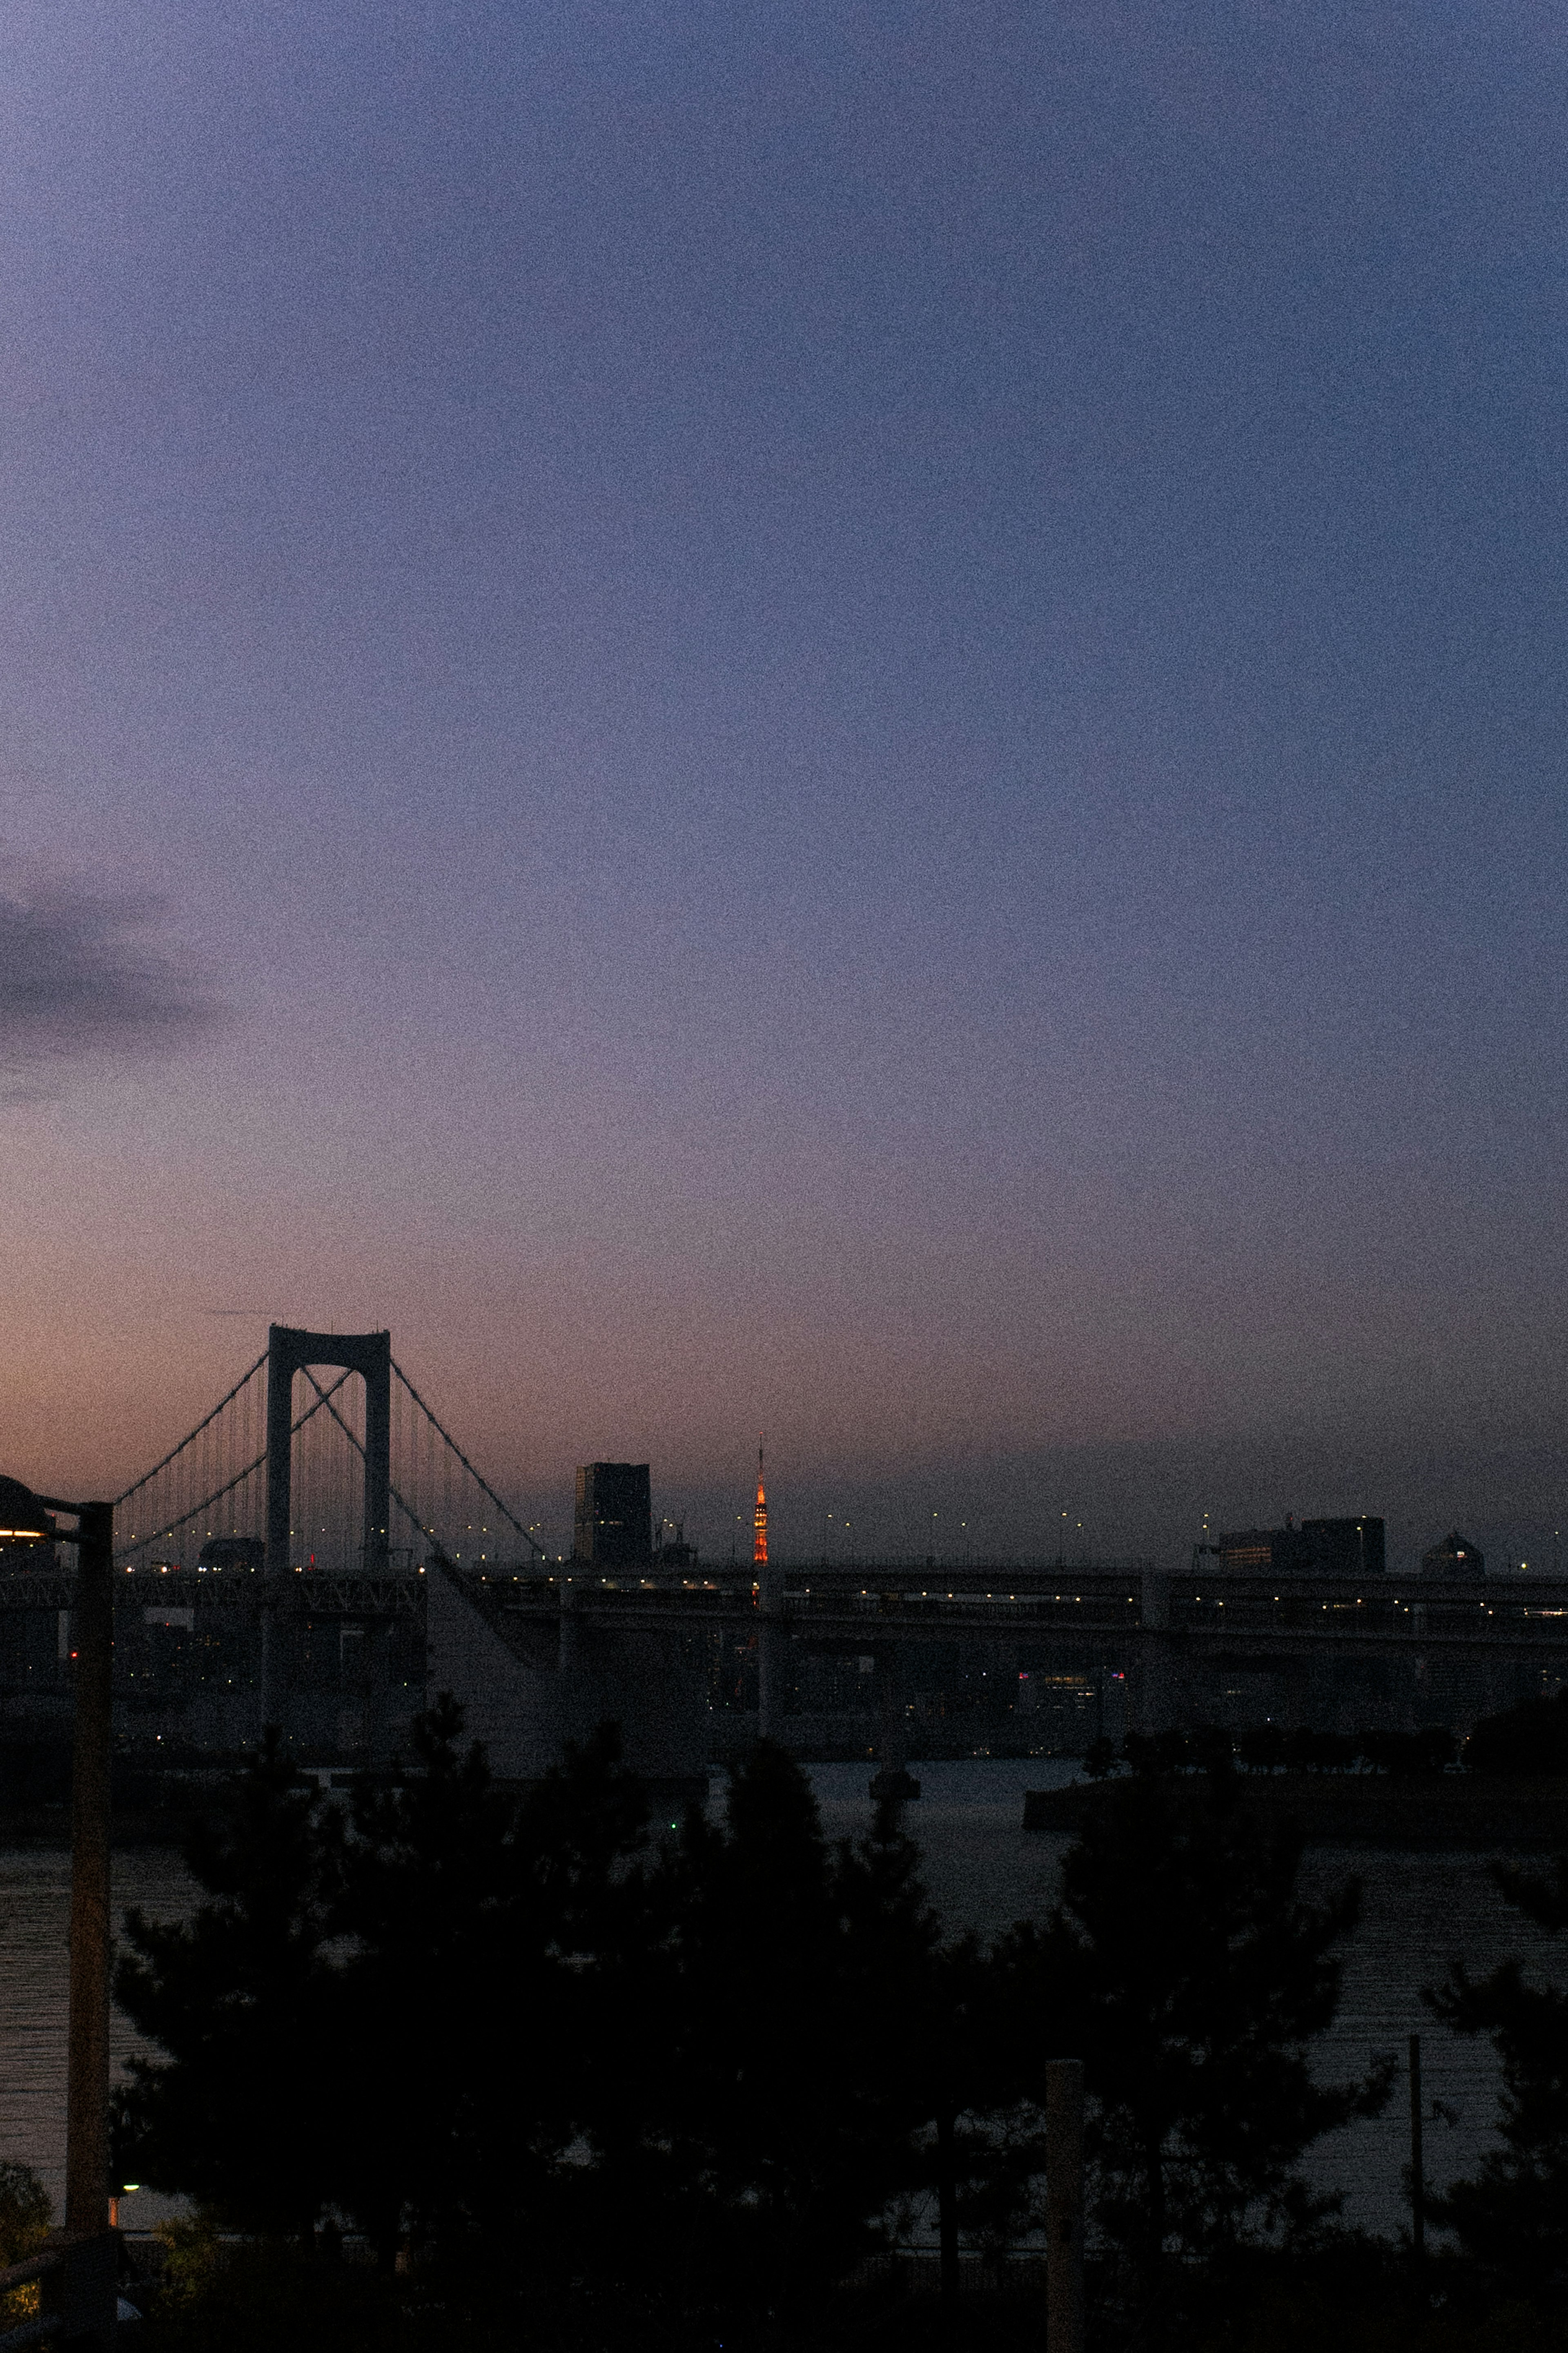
(1, 1479, 118, 2345)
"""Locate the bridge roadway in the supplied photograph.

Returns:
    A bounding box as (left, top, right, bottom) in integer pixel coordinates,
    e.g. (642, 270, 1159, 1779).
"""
(4, 1559, 1568, 1656)
(486, 1563, 1568, 1658)
(465, 1563, 1568, 1747)
(0, 1566, 425, 1616)
(3, 1557, 1564, 1756)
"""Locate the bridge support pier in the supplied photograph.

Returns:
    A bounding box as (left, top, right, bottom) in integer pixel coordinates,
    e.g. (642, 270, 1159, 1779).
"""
(877, 1644, 906, 1769)
(757, 1571, 786, 1742)
(1135, 1571, 1175, 1736)
(559, 1577, 582, 1675)
(871, 1641, 920, 1799)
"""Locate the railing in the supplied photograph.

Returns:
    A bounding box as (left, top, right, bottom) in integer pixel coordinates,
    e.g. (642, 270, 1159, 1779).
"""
(0, 1564, 427, 1616)
(783, 1592, 1140, 1624)
(0, 2243, 59, 2353)
(0, 2231, 118, 2351)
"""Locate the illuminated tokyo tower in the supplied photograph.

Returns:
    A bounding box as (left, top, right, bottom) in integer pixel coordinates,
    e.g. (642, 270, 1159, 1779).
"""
(753, 1439, 768, 1569)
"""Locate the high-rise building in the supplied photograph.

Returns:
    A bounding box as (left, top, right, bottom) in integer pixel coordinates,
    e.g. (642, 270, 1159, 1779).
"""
(1421, 1529, 1485, 1577)
(198, 1537, 264, 1573)
(1211, 1514, 1385, 1578)
(573, 1463, 653, 1568)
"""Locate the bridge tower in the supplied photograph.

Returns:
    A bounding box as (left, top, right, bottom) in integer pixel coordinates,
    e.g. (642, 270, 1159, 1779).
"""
(263, 1323, 391, 1723)
(265, 1324, 391, 1582)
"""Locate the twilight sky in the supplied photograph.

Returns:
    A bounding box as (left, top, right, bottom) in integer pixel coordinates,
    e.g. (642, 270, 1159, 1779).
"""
(3, 0, 1567, 1570)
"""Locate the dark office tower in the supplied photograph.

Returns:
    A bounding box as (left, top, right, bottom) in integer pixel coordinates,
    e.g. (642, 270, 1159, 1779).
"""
(198, 1537, 265, 1573)
(573, 1463, 653, 1568)
(1215, 1514, 1385, 1577)
(1301, 1516, 1385, 1578)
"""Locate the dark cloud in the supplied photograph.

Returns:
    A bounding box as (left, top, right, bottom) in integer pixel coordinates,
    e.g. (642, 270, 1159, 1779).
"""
(0, 882, 227, 1076)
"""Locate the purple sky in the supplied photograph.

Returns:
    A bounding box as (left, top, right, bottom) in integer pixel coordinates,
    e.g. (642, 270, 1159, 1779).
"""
(3, 1, 1567, 1570)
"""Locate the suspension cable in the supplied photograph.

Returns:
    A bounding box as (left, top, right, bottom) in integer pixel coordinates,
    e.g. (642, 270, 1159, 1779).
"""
(114, 1370, 355, 1558)
(298, 1368, 452, 1562)
(390, 1360, 543, 1558)
(114, 1351, 269, 1507)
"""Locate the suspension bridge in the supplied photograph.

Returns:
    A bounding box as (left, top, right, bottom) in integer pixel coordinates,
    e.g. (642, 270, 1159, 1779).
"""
(3, 1324, 1568, 1789)
(112, 1325, 545, 1592)
(0, 1325, 586, 1778)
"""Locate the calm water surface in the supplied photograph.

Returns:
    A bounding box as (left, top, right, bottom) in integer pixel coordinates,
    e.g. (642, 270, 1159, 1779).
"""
(0, 1849, 196, 2230)
(815, 1759, 1551, 2238)
(0, 1761, 1552, 2240)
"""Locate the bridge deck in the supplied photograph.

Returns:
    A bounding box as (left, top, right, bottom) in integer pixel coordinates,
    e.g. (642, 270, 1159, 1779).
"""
(2, 1561, 1566, 1652)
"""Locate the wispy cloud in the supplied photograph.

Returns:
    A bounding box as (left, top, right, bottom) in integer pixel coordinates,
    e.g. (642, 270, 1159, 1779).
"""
(0, 880, 228, 1080)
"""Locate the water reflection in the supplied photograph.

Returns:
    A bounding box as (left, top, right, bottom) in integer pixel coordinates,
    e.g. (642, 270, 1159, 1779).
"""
(0, 1849, 196, 2230)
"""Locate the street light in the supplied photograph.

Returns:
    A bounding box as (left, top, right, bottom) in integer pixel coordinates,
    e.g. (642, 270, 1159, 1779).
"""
(0, 1478, 116, 2344)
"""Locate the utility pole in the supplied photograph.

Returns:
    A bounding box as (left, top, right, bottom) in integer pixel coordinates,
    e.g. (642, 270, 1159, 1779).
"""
(936, 2110, 958, 2303)
(1409, 2033, 1426, 2271)
(65, 1500, 114, 2253)
(1046, 2059, 1085, 2353)
(1, 1482, 122, 2348)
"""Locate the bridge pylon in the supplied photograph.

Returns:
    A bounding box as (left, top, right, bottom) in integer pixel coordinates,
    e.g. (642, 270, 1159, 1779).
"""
(263, 1324, 391, 1724)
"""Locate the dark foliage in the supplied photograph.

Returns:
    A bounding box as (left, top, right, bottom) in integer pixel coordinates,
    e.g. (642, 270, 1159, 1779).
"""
(577, 1743, 953, 2327)
(996, 1773, 1390, 2326)
(117, 1711, 960, 2343)
(114, 1729, 344, 2236)
(1465, 1692, 1568, 1777)
(1180, 2235, 1568, 2352)
(321, 1694, 660, 2274)
(0, 2160, 51, 2331)
(1124, 1727, 1237, 1777)
(1361, 1728, 1458, 1777)
(138, 2221, 417, 2353)
(1425, 1853, 1568, 2288)
(118, 1704, 658, 2282)
(123, 1711, 1528, 2351)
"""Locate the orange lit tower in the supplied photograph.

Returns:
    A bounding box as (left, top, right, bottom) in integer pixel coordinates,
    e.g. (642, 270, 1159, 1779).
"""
(753, 1440, 768, 1569)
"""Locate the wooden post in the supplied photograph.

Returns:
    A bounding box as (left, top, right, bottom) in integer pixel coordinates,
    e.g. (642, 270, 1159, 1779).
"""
(65, 1498, 117, 2346)
(1409, 2033, 1425, 2267)
(1046, 2059, 1085, 2353)
(937, 2110, 958, 2301)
